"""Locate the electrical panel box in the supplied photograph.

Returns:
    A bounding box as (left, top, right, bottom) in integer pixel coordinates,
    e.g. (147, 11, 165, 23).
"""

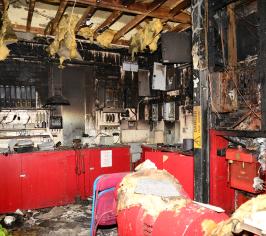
(138, 70, 150, 97)
(151, 104, 158, 121)
(163, 102, 175, 121)
(152, 62, 166, 91)
(166, 65, 177, 91)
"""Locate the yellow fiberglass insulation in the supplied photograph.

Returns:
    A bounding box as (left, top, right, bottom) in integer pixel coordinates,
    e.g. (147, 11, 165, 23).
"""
(0, 2, 17, 61)
(130, 18, 163, 57)
(209, 194, 266, 236)
(96, 30, 116, 48)
(47, 14, 81, 66)
(78, 27, 94, 41)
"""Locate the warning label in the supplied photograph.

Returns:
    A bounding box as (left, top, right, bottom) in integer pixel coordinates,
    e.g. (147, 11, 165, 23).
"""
(193, 106, 202, 149)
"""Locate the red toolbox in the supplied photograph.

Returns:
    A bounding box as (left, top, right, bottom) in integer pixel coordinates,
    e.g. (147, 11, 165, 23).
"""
(226, 148, 260, 193)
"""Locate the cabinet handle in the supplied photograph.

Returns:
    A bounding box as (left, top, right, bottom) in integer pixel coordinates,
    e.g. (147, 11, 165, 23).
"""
(20, 174, 26, 178)
(89, 167, 94, 171)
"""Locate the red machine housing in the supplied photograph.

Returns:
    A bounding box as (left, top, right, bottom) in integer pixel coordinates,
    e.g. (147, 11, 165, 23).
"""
(145, 151, 194, 199)
(117, 204, 228, 236)
(226, 148, 261, 193)
(117, 171, 228, 236)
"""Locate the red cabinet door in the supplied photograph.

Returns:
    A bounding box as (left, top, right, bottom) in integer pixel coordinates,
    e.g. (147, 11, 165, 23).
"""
(145, 151, 194, 199)
(163, 153, 194, 199)
(21, 151, 77, 210)
(0, 154, 22, 213)
(83, 147, 131, 198)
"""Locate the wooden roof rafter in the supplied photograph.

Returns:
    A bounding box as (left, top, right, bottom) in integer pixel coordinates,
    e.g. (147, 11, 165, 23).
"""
(75, 5, 96, 32)
(169, 0, 191, 16)
(26, 0, 36, 32)
(112, 0, 167, 43)
(49, 0, 69, 35)
(93, 10, 122, 39)
(77, 0, 191, 23)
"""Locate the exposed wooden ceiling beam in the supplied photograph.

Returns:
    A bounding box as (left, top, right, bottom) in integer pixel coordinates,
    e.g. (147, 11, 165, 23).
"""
(171, 23, 190, 32)
(12, 24, 129, 47)
(12, 24, 45, 35)
(112, 0, 167, 43)
(77, 0, 191, 23)
(26, 0, 36, 32)
(169, 0, 190, 16)
(112, 15, 144, 43)
(93, 10, 122, 38)
(50, 0, 69, 35)
(75, 5, 96, 32)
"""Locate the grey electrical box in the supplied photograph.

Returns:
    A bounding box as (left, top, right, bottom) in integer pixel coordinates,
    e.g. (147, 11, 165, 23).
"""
(166, 65, 176, 91)
(152, 62, 166, 91)
(138, 70, 150, 96)
(163, 102, 175, 121)
(152, 104, 158, 121)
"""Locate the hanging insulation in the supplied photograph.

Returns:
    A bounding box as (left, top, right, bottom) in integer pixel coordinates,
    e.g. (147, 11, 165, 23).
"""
(47, 14, 82, 66)
(0, 1, 17, 61)
(96, 30, 116, 48)
(78, 27, 94, 41)
(129, 18, 163, 58)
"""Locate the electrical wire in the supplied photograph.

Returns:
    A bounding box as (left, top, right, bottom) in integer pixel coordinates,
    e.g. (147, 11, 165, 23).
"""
(225, 67, 261, 120)
(69, 0, 77, 29)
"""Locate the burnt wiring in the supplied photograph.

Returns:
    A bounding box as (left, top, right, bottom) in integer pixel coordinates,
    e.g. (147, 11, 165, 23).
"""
(208, 74, 222, 119)
(225, 67, 261, 120)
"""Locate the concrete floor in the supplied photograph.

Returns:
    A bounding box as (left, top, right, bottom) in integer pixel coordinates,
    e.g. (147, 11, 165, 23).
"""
(0, 199, 117, 236)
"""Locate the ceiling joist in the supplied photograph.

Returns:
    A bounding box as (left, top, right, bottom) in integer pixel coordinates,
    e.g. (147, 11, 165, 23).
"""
(75, 5, 96, 32)
(50, 0, 69, 35)
(93, 10, 122, 38)
(171, 23, 190, 32)
(112, 0, 167, 43)
(77, 0, 191, 23)
(169, 0, 191, 16)
(26, 0, 36, 32)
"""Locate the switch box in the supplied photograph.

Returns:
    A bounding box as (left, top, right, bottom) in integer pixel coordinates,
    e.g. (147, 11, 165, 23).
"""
(152, 62, 166, 91)
(152, 104, 158, 121)
(163, 102, 175, 121)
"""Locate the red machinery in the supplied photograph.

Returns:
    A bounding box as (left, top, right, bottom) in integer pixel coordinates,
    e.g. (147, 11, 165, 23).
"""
(226, 148, 264, 193)
(145, 151, 194, 199)
(117, 203, 228, 236)
(116, 169, 228, 236)
(209, 129, 266, 213)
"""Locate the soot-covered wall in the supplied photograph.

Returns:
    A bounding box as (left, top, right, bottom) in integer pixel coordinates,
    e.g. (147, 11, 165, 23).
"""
(209, 0, 260, 130)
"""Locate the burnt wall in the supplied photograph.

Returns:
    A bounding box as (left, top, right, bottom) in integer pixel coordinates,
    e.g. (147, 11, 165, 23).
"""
(209, 0, 260, 130)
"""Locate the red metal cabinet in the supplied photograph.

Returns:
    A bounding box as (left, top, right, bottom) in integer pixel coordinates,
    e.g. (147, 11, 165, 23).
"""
(0, 146, 130, 213)
(0, 154, 22, 213)
(21, 151, 77, 210)
(209, 129, 235, 214)
(145, 151, 194, 199)
(83, 147, 131, 198)
(226, 148, 262, 193)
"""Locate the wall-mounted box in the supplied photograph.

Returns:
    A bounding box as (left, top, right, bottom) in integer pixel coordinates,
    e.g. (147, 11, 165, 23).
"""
(152, 104, 158, 121)
(152, 62, 166, 91)
(138, 70, 150, 96)
(163, 102, 175, 121)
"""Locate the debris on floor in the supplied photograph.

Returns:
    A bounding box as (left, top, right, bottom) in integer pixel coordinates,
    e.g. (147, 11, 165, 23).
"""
(0, 199, 117, 236)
